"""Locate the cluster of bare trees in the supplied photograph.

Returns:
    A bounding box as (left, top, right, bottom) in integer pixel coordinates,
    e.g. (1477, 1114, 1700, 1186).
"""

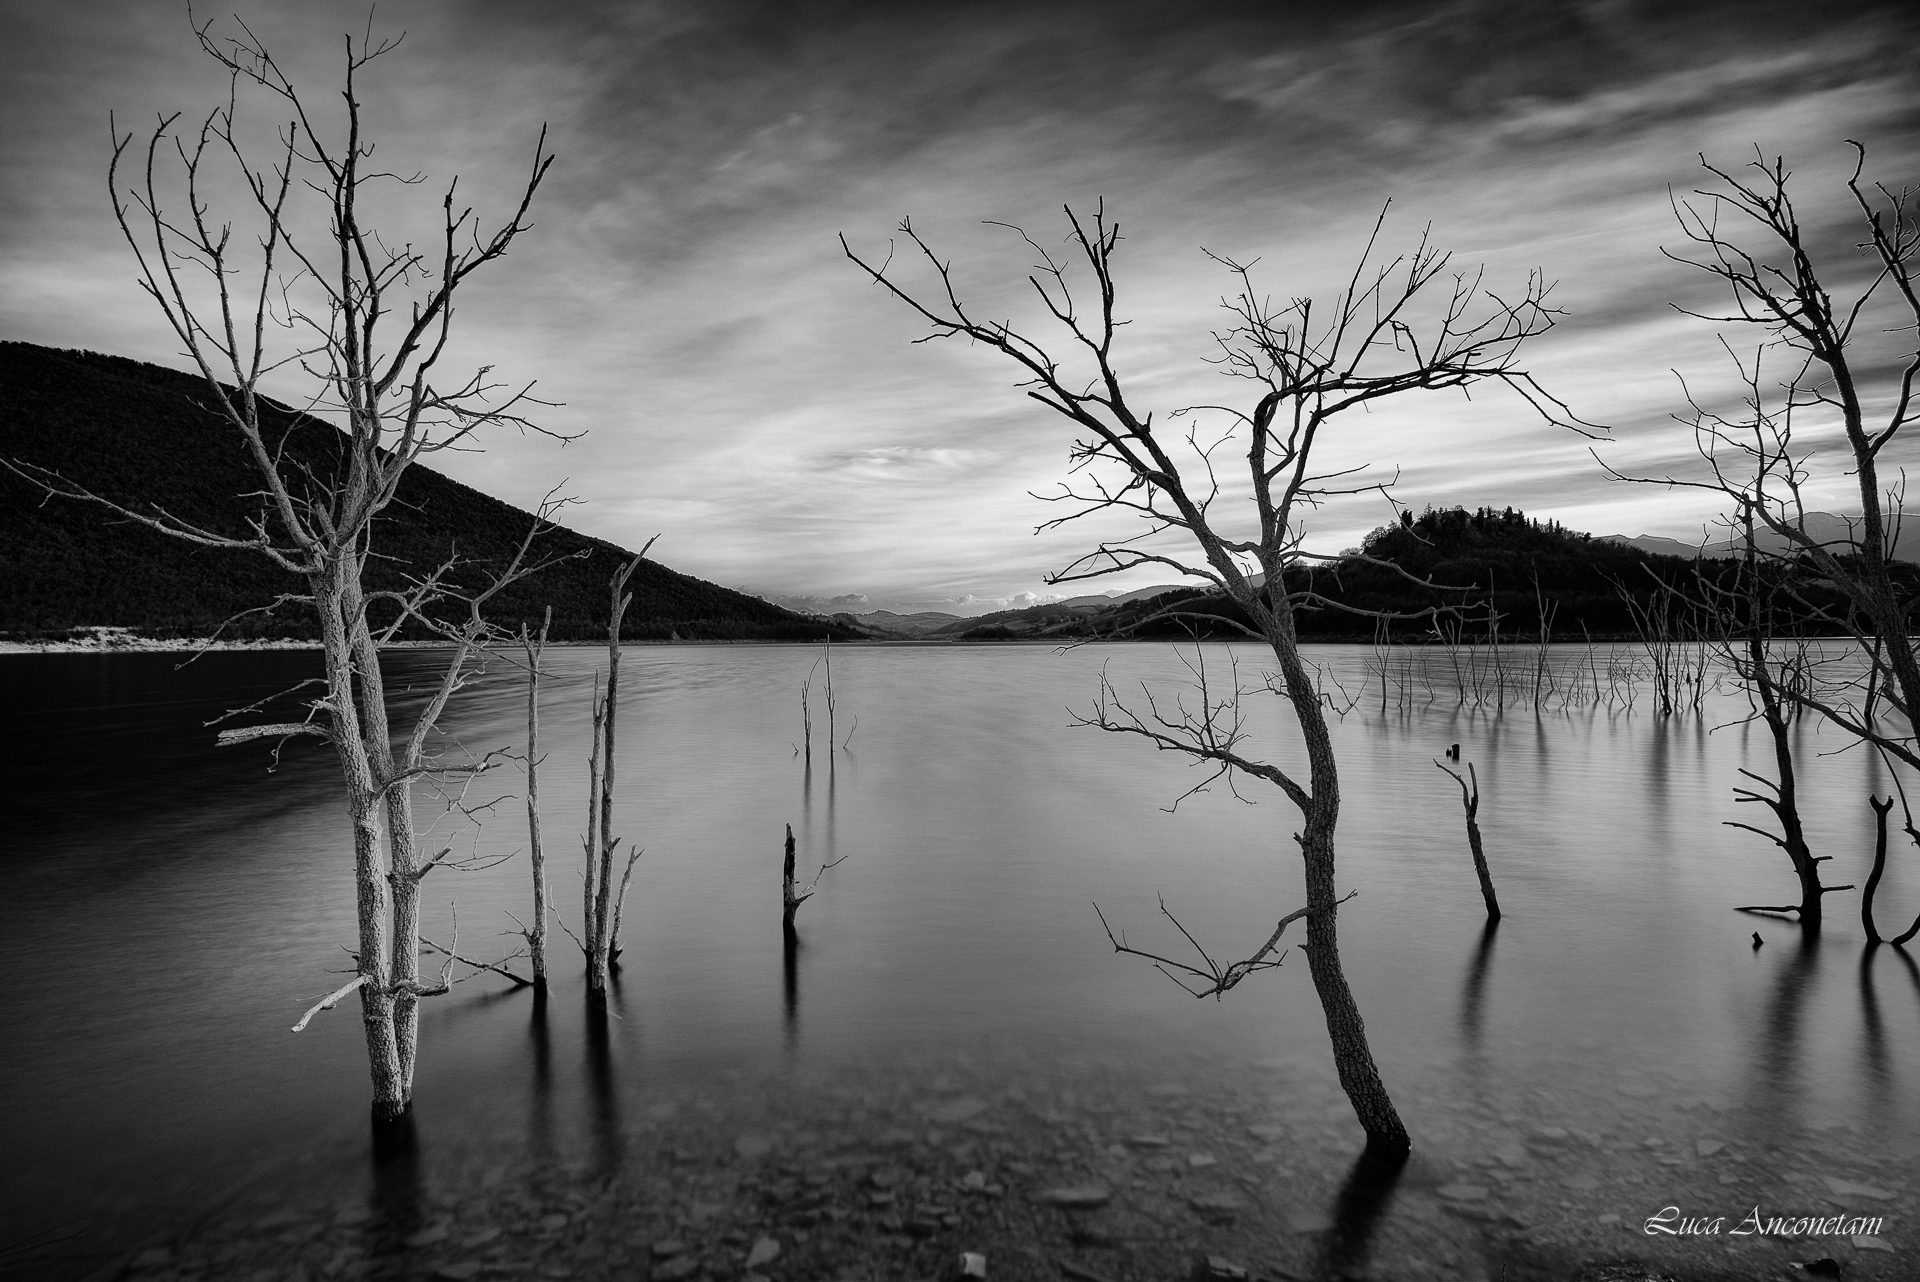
(1613, 144, 1920, 942)
(0, 22, 578, 1125)
(3, 20, 692, 1125)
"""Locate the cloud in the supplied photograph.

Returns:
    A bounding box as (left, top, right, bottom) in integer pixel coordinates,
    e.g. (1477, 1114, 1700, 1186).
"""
(5, 0, 1918, 607)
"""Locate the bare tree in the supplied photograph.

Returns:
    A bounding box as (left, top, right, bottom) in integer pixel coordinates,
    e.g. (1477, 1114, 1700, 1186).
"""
(514, 607, 554, 990)
(844, 203, 1580, 1157)
(578, 548, 654, 1001)
(4, 22, 565, 1124)
(1600, 146, 1920, 936)
(781, 822, 846, 937)
(1614, 146, 1920, 764)
(1708, 513, 1851, 928)
(1433, 759, 1500, 921)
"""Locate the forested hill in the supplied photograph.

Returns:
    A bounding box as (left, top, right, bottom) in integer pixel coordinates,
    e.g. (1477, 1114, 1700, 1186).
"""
(0, 342, 848, 642)
(943, 505, 1827, 642)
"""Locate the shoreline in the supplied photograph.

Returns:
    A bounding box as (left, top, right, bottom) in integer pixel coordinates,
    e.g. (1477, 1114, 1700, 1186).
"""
(0, 633, 1844, 655)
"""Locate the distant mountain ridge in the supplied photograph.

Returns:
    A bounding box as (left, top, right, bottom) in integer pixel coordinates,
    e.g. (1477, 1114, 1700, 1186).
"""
(1599, 512, 1920, 562)
(0, 342, 850, 642)
(889, 504, 1868, 642)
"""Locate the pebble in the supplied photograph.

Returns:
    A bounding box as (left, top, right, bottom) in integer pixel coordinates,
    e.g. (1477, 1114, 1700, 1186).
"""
(1189, 1191, 1248, 1213)
(1126, 1134, 1171, 1148)
(402, 1225, 449, 1247)
(734, 1134, 774, 1160)
(654, 1259, 699, 1280)
(956, 1251, 987, 1278)
(1187, 1153, 1217, 1169)
(1822, 1177, 1896, 1200)
(1696, 1140, 1724, 1157)
(1032, 1185, 1111, 1208)
(744, 1237, 780, 1268)
(651, 1240, 686, 1259)
(1245, 1124, 1287, 1143)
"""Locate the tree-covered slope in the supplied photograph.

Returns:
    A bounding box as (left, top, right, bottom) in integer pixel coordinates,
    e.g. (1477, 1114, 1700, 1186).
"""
(0, 342, 846, 641)
(938, 505, 1812, 642)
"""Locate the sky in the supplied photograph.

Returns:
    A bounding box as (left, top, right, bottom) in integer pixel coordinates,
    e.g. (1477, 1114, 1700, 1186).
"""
(4, 0, 1918, 616)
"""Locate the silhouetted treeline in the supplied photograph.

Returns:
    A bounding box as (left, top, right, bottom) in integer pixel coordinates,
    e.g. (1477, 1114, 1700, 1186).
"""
(0, 343, 852, 642)
(947, 505, 1869, 641)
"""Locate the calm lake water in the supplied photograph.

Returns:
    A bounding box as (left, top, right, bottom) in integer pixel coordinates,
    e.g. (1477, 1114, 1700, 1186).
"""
(3, 642, 1917, 1278)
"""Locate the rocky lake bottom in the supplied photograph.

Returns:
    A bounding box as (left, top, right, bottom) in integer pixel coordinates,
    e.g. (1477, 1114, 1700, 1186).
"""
(97, 1043, 1914, 1282)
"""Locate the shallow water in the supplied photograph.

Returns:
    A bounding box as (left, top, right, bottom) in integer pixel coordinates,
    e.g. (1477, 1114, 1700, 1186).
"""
(2, 642, 1916, 1278)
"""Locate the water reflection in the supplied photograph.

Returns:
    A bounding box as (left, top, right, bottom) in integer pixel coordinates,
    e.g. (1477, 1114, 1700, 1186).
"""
(1457, 920, 1499, 1053)
(584, 991, 624, 1175)
(529, 987, 554, 1163)
(782, 932, 800, 1046)
(1312, 1146, 1407, 1280)
(1743, 931, 1820, 1132)
(366, 1113, 423, 1261)
(1859, 946, 1892, 1108)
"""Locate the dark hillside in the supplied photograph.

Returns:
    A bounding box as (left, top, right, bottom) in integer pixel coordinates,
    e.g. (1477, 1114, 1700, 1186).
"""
(942, 505, 1865, 642)
(0, 342, 848, 642)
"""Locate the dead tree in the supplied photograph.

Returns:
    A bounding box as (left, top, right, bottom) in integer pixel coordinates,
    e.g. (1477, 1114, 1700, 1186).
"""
(845, 202, 1583, 1158)
(515, 608, 554, 990)
(1604, 145, 1920, 770)
(3, 20, 561, 1124)
(781, 823, 846, 938)
(1718, 511, 1849, 929)
(1433, 760, 1500, 921)
(1863, 779, 1920, 947)
(580, 547, 655, 1001)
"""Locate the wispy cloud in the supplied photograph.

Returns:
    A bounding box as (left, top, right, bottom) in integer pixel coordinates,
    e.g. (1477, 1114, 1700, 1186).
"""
(4, 0, 1916, 610)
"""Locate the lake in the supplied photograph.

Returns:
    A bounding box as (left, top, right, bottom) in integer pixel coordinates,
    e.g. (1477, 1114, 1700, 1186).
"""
(2, 642, 1915, 1280)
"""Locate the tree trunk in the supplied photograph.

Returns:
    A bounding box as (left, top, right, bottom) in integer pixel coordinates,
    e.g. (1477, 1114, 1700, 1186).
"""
(588, 563, 640, 999)
(1864, 795, 1892, 946)
(316, 569, 406, 1121)
(1271, 614, 1411, 1159)
(583, 675, 602, 973)
(344, 578, 422, 1100)
(1452, 764, 1500, 922)
(525, 610, 551, 989)
(1463, 812, 1499, 922)
(1751, 634, 1823, 932)
(782, 823, 799, 936)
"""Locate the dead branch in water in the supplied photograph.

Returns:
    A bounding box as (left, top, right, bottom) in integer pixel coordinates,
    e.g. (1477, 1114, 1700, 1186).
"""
(782, 822, 847, 933)
(1433, 758, 1500, 921)
(1093, 890, 1356, 1000)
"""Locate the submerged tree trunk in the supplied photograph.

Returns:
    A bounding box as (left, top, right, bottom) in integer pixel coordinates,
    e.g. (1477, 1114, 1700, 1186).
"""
(1274, 622, 1411, 1159)
(586, 553, 648, 1001)
(317, 569, 408, 1121)
(525, 608, 552, 989)
(1435, 759, 1500, 921)
(1865, 795, 1892, 946)
(782, 823, 800, 937)
(1746, 632, 1829, 932)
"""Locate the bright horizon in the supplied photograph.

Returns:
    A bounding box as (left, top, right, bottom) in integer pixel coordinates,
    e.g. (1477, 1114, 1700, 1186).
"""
(5, 1, 1917, 617)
